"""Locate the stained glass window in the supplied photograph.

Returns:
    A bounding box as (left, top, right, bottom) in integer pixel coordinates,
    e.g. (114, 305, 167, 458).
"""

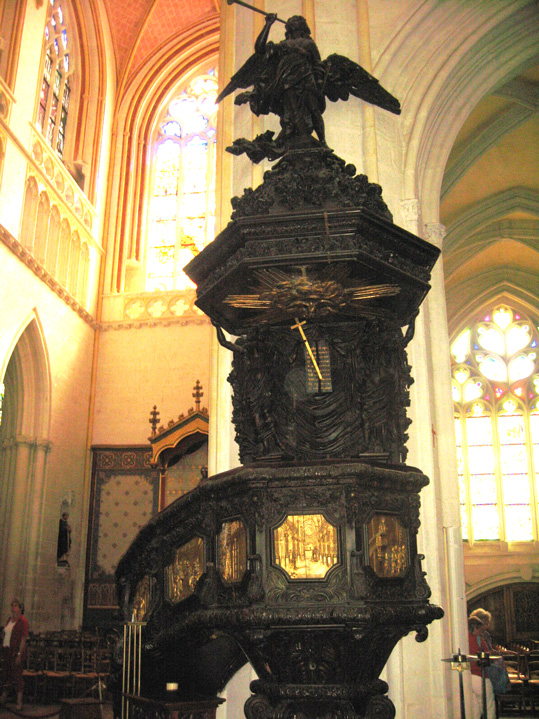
(146, 70, 217, 292)
(36, 1, 72, 159)
(452, 305, 539, 543)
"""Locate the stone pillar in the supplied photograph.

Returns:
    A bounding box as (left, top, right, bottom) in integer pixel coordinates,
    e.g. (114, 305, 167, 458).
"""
(25, 439, 52, 618)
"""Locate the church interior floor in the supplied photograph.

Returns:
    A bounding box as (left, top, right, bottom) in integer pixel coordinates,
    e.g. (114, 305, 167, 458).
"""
(0, 702, 113, 718)
(0, 703, 537, 719)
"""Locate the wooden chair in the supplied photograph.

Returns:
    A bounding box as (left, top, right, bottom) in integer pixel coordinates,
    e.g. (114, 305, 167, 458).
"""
(42, 646, 75, 702)
(526, 650, 539, 713)
(72, 645, 100, 698)
(22, 642, 45, 703)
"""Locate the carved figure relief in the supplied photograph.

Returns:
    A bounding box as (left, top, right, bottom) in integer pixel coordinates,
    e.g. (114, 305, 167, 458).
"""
(226, 319, 412, 464)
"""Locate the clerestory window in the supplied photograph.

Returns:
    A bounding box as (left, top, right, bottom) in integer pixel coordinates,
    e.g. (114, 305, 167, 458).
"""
(36, 0, 72, 159)
(452, 305, 539, 543)
(145, 69, 218, 292)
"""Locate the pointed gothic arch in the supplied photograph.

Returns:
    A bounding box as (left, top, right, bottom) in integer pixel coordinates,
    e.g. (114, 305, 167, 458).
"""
(0, 313, 52, 618)
(377, 0, 539, 222)
(105, 17, 219, 294)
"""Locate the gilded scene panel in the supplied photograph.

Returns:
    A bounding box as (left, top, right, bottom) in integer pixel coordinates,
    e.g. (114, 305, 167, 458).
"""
(165, 537, 205, 603)
(273, 514, 338, 580)
(217, 520, 247, 584)
(367, 514, 408, 578)
(132, 575, 153, 621)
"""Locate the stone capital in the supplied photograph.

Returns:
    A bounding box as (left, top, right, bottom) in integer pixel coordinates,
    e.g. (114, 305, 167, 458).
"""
(424, 222, 447, 249)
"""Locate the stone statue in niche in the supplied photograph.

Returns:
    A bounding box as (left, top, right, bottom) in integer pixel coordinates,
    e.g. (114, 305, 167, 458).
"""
(218, 9, 401, 161)
(57, 511, 72, 566)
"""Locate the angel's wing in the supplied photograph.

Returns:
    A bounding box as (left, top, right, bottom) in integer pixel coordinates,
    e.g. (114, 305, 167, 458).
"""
(216, 52, 267, 104)
(322, 54, 401, 115)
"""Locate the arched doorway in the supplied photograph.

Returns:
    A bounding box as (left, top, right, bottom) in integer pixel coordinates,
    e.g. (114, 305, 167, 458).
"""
(0, 316, 51, 617)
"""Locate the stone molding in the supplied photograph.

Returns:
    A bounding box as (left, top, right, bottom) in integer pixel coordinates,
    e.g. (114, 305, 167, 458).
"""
(0, 223, 97, 327)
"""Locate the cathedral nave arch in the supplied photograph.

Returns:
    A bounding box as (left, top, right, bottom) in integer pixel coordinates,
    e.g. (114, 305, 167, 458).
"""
(0, 312, 52, 620)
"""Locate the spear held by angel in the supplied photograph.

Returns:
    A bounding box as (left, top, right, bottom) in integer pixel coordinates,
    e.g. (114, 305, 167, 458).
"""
(218, 3, 400, 161)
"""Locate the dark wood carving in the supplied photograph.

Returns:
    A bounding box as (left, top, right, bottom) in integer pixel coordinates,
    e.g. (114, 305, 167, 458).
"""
(115, 14, 443, 717)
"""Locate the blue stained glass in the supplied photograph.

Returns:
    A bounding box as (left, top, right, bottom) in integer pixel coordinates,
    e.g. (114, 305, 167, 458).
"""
(162, 121, 182, 137)
(532, 341, 537, 347)
(187, 136, 207, 148)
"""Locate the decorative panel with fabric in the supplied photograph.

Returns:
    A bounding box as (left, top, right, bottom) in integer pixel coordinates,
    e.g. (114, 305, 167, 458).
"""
(84, 447, 159, 628)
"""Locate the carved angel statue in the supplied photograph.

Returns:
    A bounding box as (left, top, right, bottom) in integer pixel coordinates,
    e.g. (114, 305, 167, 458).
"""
(217, 12, 400, 161)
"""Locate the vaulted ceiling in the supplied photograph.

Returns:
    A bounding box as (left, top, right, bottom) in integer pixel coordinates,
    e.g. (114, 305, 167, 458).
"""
(102, 0, 219, 87)
(441, 63, 539, 333)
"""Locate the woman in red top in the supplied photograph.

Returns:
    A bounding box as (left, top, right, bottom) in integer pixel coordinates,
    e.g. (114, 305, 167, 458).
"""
(0, 598, 29, 710)
(469, 616, 495, 719)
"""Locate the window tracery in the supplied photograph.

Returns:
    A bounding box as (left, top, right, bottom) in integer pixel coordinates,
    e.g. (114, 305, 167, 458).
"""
(452, 306, 539, 542)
